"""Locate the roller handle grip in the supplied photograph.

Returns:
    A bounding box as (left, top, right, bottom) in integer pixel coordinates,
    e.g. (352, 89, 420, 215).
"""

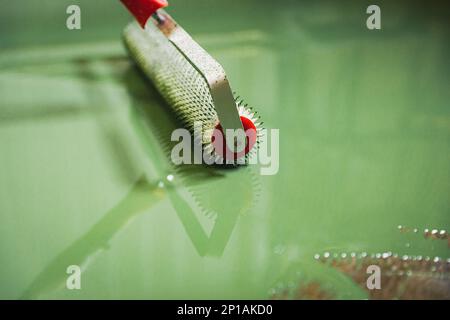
(120, 0, 168, 28)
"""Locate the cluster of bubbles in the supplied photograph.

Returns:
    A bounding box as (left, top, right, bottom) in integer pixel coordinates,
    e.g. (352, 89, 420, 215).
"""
(397, 225, 448, 240)
(269, 225, 449, 299)
(313, 251, 450, 275)
(268, 250, 450, 300)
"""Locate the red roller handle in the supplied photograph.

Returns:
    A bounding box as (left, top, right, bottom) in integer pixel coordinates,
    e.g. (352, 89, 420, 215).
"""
(120, 0, 168, 28)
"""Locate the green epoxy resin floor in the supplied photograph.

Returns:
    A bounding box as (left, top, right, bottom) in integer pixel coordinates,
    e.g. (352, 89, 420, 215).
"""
(0, 0, 449, 299)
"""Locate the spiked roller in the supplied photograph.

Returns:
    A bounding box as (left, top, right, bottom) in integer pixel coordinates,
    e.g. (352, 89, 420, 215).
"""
(121, 0, 262, 164)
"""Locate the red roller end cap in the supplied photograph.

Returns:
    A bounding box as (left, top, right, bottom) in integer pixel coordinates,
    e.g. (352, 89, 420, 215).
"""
(212, 116, 258, 161)
(120, 0, 168, 28)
